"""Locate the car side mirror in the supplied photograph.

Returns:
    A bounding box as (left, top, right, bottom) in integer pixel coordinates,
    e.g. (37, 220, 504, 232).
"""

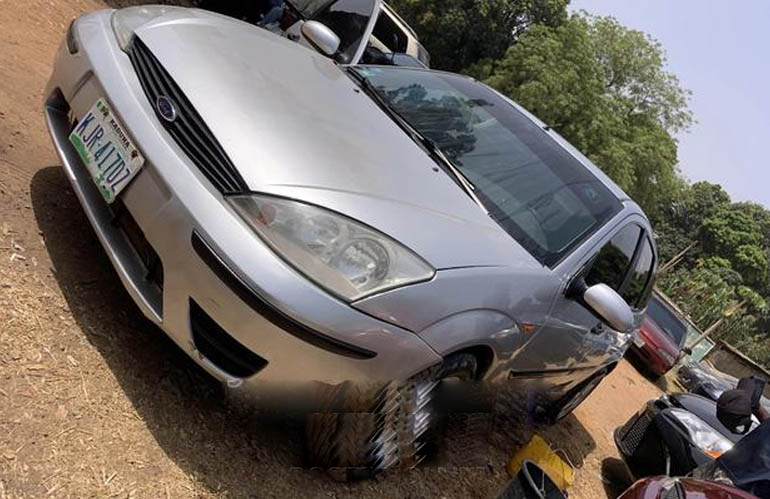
(300, 21, 341, 57)
(583, 283, 635, 333)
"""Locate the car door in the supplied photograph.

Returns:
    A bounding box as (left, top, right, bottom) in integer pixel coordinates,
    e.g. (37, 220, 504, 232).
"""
(512, 220, 656, 375)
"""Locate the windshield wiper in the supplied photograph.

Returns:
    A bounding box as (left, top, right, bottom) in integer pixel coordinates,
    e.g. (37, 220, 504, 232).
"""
(347, 69, 488, 214)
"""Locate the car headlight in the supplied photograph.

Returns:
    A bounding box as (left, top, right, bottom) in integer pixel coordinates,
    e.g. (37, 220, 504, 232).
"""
(667, 409, 733, 458)
(227, 194, 435, 302)
(111, 6, 184, 50)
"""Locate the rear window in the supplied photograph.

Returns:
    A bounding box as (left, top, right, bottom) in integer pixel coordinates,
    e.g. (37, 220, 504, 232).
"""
(647, 297, 687, 346)
(356, 67, 622, 267)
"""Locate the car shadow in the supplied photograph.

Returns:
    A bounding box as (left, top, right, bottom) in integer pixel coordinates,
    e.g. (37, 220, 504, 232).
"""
(31, 166, 308, 496)
(32, 165, 600, 496)
(625, 353, 676, 393)
(600, 458, 635, 498)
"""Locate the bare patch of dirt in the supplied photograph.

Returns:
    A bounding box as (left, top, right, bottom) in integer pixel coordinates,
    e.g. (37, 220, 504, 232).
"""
(0, 2, 664, 497)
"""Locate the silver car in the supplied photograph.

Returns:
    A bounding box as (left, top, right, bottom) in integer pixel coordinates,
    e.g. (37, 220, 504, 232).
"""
(44, 3, 656, 474)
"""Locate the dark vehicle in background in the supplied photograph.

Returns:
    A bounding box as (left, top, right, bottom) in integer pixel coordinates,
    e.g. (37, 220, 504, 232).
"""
(618, 476, 758, 499)
(628, 292, 690, 377)
(615, 393, 758, 478)
(678, 361, 770, 412)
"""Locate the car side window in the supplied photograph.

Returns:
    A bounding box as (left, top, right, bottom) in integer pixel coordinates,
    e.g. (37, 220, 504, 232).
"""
(623, 237, 655, 309)
(584, 225, 641, 292)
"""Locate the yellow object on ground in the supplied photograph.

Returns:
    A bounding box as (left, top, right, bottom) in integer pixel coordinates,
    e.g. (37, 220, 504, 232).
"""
(507, 435, 575, 491)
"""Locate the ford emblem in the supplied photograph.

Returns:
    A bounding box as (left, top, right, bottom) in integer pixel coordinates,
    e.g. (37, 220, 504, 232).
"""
(156, 95, 177, 122)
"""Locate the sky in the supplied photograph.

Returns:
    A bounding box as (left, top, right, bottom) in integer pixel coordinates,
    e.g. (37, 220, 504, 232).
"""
(570, 0, 770, 208)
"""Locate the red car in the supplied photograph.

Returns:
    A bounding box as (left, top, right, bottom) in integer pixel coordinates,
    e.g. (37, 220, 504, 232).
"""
(619, 476, 758, 499)
(629, 293, 691, 377)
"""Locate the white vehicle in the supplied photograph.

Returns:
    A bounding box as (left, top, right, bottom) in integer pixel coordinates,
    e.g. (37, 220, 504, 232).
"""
(268, 0, 430, 66)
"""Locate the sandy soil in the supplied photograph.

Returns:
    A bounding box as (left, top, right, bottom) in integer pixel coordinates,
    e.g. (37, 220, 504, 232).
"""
(0, 2, 666, 497)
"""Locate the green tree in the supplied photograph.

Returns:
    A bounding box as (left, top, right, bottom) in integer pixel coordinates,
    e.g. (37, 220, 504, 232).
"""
(699, 205, 767, 288)
(387, 0, 568, 73)
(478, 14, 693, 217)
(654, 181, 731, 264)
(700, 206, 762, 258)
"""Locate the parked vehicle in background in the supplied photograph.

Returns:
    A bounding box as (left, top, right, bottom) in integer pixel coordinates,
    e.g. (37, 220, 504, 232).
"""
(615, 393, 759, 478)
(45, 3, 656, 476)
(678, 361, 770, 412)
(627, 292, 691, 377)
(618, 476, 758, 499)
(197, 0, 430, 67)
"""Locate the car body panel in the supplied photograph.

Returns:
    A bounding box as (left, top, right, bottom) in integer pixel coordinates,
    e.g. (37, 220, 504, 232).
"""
(633, 316, 680, 375)
(678, 361, 770, 412)
(44, 10, 443, 387)
(619, 476, 758, 499)
(46, 6, 654, 414)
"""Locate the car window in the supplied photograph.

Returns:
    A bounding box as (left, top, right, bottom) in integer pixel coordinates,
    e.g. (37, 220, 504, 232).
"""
(647, 297, 688, 345)
(288, 0, 335, 18)
(624, 237, 655, 308)
(371, 10, 408, 53)
(585, 225, 641, 292)
(312, 0, 377, 63)
(354, 67, 623, 267)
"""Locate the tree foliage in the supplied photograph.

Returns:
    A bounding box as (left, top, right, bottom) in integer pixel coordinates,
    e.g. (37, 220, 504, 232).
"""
(477, 15, 692, 217)
(387, 0, 568, 73)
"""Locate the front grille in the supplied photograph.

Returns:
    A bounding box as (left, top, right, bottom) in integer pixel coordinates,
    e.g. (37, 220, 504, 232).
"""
(616, 409, 654, 456)
(127, 37, 249, 194)
(190, 299, 268, 378)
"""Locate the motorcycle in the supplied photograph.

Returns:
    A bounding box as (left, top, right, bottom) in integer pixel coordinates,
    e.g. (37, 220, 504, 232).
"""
(614, 392, 758, 478)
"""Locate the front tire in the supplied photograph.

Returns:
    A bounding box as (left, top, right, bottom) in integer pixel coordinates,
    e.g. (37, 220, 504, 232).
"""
(304, 353, 481, 480)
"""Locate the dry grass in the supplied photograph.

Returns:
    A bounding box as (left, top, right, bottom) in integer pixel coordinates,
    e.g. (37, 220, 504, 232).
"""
(0, 2, 665, 497)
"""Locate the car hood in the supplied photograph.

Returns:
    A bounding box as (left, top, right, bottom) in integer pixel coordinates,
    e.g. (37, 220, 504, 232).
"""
(135, 11, 537, 270)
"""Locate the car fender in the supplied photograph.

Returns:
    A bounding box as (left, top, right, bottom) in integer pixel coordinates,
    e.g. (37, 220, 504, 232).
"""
(418, 309, 522, 377)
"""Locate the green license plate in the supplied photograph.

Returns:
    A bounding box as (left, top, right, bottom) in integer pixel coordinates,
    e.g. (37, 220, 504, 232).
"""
(69, 98, 145, 203)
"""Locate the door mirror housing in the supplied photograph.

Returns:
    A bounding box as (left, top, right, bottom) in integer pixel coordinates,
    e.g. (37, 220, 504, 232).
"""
(583, 283, 635, 333)
(300, 21, 341, 57)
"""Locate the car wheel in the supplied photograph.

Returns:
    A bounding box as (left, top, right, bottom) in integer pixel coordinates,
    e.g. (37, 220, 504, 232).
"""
(547, 368, 609, 423)
(304, 353, 480, 480)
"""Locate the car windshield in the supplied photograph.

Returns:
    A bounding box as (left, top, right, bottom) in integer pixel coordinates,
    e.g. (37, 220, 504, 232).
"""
(647, 297, 688, 346)
(351, 67, 622, 266)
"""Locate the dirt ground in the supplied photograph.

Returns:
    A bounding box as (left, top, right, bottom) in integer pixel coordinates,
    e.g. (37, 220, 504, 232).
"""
(0, 2, 666, 497)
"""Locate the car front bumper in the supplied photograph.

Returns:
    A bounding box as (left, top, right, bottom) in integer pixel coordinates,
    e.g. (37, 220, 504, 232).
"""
(43, 10, 442, 389)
